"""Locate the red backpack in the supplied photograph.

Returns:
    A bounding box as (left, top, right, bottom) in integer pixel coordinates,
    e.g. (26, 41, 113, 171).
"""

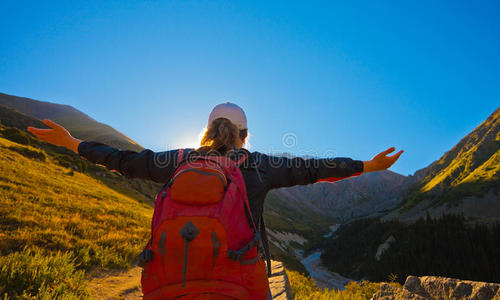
(139, 149, 269, 300)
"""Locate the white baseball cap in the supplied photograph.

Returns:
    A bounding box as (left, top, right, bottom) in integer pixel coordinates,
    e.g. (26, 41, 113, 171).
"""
(208, 102, 247, 130)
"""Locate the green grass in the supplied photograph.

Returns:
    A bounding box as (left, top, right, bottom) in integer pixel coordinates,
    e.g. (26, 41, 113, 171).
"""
(0, 135, 153, 299)
(0, 250, 88, 299)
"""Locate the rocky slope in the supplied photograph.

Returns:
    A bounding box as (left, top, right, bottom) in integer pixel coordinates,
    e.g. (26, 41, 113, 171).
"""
(273, 170, 410, 222)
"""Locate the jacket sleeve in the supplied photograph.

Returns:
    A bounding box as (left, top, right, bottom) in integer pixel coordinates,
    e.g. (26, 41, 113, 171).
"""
(77, 141, 185, 183)
(264, 154, 364, 189)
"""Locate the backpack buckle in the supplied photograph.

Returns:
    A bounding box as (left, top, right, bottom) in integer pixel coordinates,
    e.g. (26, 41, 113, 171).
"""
(227, 250, 245, 261)
(226, 233, 260, 261)
(138, 249, 154, 268)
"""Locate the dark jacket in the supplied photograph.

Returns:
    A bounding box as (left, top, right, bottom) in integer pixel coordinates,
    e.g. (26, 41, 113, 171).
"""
(78, 141, 364, 225)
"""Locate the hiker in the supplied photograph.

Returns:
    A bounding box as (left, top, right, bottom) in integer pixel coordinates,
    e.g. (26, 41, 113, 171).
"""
(27, 102, 403, 300)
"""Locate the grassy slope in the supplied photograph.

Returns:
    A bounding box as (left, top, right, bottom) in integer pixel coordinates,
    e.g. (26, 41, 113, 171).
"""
(0, 104, 162, 201)
(0, 135, 152, 298)
(421, 108, 499, 192)
(400, 107, 500, 210)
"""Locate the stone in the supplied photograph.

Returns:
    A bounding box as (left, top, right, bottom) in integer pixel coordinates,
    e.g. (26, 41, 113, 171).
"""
(372, 283, 427, 300)
(372, 275, 500, 300)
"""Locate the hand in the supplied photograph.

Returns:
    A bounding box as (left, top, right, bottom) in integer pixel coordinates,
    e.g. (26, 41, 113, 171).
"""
(27, 119, 82, 153)
(363, 147, 404, 173)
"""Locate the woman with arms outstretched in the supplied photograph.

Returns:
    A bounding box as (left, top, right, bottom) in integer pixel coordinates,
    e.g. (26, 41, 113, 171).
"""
(28, 103, 403, 300)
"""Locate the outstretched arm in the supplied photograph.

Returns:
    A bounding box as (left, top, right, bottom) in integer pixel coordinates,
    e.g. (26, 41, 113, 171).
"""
(266, 147, 403, 189)
(27, 119, 82, 152)
(266, 154, 364, 189)
(27, 119, 183, 182)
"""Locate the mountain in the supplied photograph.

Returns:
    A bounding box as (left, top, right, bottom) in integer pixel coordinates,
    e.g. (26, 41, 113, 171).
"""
(0, 92, 143, 152)
(272, 170, 410, 222)
(266, 107, 500, 286)
(262, 169, 411, 273)
(0, 105, 162, 201)
(320, 107, 500, 286)
(384, 107, 500, 223)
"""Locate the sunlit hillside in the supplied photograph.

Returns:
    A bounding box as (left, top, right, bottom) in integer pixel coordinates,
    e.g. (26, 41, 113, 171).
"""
(400, 107, 500, 210)
(420, 107, 499, 193)
(0, 104, 162, 202)
(0, 132, 152, 298)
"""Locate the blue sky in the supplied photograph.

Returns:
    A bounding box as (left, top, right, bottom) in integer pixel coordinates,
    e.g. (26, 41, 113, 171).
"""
(1, 1, 499, 176)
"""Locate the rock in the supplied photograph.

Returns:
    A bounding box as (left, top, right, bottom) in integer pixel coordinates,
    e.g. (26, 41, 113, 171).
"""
(372, 275, 500, 300)
(406, 276, 500, 300)
(372, 283, 427, 300)
(403, 276, 432, 298)
(268, 260, 294, 300)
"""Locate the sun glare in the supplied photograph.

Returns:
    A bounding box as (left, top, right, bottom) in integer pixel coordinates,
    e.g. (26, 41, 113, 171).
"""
(198, 127, 207, 146)
(174, 127, 251, 149)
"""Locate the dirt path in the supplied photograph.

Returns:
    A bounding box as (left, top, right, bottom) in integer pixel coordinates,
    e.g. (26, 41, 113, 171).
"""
(87, 261, 292, 299)
(87, 267, 143, 300)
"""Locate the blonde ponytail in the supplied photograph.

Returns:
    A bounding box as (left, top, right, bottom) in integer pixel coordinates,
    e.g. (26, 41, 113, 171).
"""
(198, 118, 241, 155)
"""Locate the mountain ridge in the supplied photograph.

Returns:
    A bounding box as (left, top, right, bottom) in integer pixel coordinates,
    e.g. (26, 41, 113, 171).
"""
(0, 92, 143, 152)
(384, 106, 500, 223)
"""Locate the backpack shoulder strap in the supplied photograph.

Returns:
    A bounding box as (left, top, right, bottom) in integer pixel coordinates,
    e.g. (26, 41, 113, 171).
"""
(238, 151, 269, 275)
(260, 215, 272, 277)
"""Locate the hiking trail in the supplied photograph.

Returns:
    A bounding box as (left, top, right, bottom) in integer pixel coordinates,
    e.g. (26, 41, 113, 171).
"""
(87, 260, 293, 299)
